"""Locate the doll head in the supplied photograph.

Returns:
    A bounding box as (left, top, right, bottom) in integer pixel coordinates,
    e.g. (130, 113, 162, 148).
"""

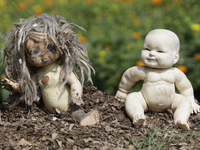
(1, 14, 94, 107)
(25, 32, 60, 67)
(141, 29, 180, 69)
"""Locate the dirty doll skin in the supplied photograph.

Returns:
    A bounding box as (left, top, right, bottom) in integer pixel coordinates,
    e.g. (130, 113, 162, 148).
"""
(1, 14, 99, 126)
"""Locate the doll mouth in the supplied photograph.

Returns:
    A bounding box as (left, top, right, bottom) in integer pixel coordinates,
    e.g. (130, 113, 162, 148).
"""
(42, 58, 51, 63)
(147, 58, 156, 61)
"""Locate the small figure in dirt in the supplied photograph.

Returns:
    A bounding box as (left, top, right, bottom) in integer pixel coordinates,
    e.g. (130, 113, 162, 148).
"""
(115, 29, 200, 130)
(0, 14, 99, 126)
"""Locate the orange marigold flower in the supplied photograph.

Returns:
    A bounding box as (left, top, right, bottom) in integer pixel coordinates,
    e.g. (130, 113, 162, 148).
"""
(105, 45, 112, 51)
(136, 60, 144, 66)
(1, 75, 6, 80)
(17, 2, 26, 11)
(35, 8, 43, 15)
(50, 10, 58, 14)
(194, 53, 200, 61)
(132, 31, 141, 39)
(7, 27, 12, 32)
(45, 0, 53, 8)
(34, 5, 43, 15)
(151, 0, 162, 5)
(79, 36, 87, 43)
(177, 65, 187, 73)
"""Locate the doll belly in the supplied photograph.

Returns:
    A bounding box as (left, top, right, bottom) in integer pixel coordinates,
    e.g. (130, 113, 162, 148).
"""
(141, 82, 175, 112)
(40, 84, 71, 113)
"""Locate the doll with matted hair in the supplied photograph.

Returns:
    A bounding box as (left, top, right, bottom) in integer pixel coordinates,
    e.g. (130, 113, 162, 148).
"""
(1, 14, 99, 125)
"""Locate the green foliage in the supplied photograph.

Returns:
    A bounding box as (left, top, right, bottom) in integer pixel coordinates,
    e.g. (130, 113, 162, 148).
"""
(124, 126, 199, 149)
(0, 0, 200, 101)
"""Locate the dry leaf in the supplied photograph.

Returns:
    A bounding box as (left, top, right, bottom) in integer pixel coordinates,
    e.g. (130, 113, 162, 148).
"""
(17, 138, 31, 147)
(52, 132, 58, 141)
(56, 139, 62, 147)
(67, 138, 75, 144)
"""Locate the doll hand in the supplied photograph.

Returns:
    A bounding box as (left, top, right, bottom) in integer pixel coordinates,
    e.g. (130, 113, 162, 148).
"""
(1, 78, 20, 92)
(190, 102, 200, 114)
(115, 90, 128, 102)
(34, 90, 42, 103)
(72, 97, 85, 106)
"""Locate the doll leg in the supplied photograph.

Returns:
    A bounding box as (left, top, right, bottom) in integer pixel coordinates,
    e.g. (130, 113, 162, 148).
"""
(69, 105, 99, 126)
(171, 94, 191, 131)
(125, 92, 148, 126)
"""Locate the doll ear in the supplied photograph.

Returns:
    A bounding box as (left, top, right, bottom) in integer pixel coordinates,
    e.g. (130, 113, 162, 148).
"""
(174, 53, 179, 64)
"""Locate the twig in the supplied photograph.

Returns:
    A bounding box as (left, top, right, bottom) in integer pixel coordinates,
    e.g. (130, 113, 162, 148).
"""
(110, 123, 133, 130)
(190, 121, 200, 129)
(36, 123, 51, 130)
(74, 143, 85, 147)
(101, 116, 111, 121)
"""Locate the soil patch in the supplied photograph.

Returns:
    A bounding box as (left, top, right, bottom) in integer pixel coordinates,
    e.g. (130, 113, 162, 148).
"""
(0, 85, 200, 149)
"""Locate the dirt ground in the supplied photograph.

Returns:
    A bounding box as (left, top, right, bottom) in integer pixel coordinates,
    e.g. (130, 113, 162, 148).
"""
(0, 85, 200, 150)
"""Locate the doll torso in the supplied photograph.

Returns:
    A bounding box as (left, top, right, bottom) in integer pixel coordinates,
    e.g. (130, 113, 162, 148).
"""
(37, 62, 71, 113)
(141, 67, 176, 111)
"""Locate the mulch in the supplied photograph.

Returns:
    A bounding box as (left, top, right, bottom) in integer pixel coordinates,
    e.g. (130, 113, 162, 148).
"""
(0, 85, 200, 150)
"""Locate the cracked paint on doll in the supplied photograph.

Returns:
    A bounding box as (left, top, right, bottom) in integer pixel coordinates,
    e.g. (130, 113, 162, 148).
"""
(37, 62, 72, 113)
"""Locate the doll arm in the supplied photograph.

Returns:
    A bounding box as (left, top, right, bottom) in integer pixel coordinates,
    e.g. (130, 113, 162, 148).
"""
(174, 68, 200, 114)
(115, 66, 146, 102)
(1, 74, 41, 102)
(1, 78, 21, 92)
(67, 72, 84, 106)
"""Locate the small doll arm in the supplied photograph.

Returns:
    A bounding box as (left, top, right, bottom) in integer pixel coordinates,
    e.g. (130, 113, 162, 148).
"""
(180, 87, 200, 114)
(175, 68, 200, 114)
(67, 72, 84, 105)
(2, 74, 41, 103)
(1, 78, 21, 92)
(115, 66, 146, 102)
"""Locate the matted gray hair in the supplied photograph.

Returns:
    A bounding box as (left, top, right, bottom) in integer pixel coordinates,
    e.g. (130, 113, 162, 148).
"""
(1, 14, 95, 108)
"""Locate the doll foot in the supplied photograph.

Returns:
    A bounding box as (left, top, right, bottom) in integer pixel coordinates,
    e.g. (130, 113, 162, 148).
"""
(133, 114, 145, 126)
(176, 120, 190, 131)
(115, 96, 125, 102)
(80, 110, 99, 126)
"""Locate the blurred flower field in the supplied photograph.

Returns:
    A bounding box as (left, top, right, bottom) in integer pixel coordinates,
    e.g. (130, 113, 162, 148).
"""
(0, 0, 200, 101)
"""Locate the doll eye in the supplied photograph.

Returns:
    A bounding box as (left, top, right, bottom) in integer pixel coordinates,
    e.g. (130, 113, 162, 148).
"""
(47, 44, 52, 51)
(33, 50, 39, 56)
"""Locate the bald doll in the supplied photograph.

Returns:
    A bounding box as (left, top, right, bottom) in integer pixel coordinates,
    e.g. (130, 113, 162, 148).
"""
(116, 29, 200, 130)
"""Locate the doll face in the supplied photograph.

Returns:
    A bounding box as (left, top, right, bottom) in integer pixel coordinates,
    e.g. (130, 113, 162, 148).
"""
(26, 33, 60, 67)
(141, 32, 179, 69)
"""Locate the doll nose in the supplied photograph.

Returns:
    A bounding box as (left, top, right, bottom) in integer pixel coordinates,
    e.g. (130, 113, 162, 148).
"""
(149, 50, 156, 56)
